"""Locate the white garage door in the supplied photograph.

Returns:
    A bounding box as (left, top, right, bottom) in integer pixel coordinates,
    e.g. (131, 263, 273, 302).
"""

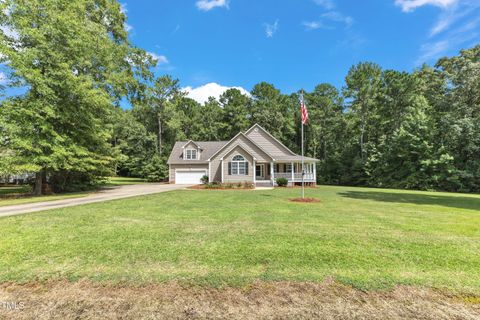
(175, 170, 206, 184)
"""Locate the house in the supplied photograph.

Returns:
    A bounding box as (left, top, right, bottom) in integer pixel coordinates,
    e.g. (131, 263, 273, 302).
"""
(167, 124, 319, 187)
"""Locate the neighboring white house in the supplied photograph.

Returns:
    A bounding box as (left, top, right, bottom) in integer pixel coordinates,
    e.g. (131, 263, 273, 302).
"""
(167, 124, 318, 186)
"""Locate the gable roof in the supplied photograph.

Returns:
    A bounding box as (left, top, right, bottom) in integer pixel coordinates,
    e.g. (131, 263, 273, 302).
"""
(167, 124, 319, 165)
(167, 141, 228, 164)
(245, 124, 296, 156)
(220, 144, 257, 161)
(182, 140, 201, 149)
(206, 131, 274, 161)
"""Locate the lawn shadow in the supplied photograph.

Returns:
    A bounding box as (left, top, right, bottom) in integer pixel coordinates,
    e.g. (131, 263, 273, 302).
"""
(339, 190, 480, 211)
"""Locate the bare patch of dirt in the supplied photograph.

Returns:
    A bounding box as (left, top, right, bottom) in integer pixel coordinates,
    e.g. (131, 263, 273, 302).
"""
(290, 197, 321, 203)
(1, 280, 479, 320)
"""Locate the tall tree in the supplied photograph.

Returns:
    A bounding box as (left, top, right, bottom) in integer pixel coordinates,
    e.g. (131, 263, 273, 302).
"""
(305, 84, 345, 184)
(251, 82, 295, 148)
(344, 62, 382, 163)
(143, 75, 182, 156)
(0, 0, 154, 194)
(435, 45, 480, 191)
(219, 88, 251, 139)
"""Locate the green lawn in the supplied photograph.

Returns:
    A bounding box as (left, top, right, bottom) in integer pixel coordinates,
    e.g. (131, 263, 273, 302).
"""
(0, 192, 91, 207)
(0, 186, 479, 294)
(0, 185, 31, 196)
(104, 176, 147, 186)
(0, 177, 146, 207)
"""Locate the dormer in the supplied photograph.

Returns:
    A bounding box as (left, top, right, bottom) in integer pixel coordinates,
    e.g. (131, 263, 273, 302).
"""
(182, 140, 201, 160)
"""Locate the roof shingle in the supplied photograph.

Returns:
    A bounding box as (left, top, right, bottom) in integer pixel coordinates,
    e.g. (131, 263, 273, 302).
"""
(167, 141, 228, 164)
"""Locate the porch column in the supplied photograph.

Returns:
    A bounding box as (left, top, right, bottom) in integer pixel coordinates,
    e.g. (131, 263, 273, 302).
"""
(270, 162, 274, 186)
(313, 163, 317, 184)
(291, 162, 294, 185)
(221, 160, 224, 183)
(253, 160, 256, 184)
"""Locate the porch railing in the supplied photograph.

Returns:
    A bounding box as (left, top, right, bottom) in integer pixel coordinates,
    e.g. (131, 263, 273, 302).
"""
(274, 172, 315, 181)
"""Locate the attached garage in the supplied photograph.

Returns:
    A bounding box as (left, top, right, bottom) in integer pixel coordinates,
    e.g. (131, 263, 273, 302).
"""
(174, 170, 206, 185)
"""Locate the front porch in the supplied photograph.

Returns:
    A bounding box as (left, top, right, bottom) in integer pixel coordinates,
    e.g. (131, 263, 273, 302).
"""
(254, 162, 316, 187)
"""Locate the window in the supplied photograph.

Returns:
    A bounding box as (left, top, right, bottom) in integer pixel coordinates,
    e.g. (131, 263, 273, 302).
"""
(229, 155, 249, 175)
(185, 149, 197, 160)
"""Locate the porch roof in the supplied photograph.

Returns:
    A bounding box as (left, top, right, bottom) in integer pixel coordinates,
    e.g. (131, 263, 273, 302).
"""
(273, 155, 319, 162)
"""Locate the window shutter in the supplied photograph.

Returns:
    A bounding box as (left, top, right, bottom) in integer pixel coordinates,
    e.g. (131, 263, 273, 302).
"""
(228, 162, 231, 175)
(245, 162, 249, 175)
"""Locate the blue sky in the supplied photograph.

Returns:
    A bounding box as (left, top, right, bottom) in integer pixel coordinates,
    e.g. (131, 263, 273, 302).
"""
(2, 0, 479, 103)
(122, 0, 479, 102)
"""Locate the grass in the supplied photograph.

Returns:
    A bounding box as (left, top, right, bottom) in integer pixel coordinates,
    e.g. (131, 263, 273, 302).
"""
(103, 176, 147, 186)
(0, 185, 31, 196)
(0, 177, 147, 207)
(0, 192, 91, 207)
(0, 185, 479, 294)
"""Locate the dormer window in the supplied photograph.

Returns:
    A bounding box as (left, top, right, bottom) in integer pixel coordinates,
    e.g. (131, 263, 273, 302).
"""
(185, 149, 197, 160)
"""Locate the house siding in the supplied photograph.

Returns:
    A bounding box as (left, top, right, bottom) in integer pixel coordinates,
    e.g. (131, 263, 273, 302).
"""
(216, 135, 271, 162)
(210, 159, 222, 182)
(182, 141, 202, 160)
(208, 134, 272, 183)
(246, 127, 294, 157)
(169, 164, 208, 183)
(221, 146, 254, 183)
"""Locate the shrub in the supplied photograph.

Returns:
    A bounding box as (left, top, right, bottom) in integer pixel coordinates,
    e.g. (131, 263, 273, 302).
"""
(202, 182, 254, 189)
(243, 182, 255, 189)
(200, 175, 209, 184)
(276, 177, 288, 187)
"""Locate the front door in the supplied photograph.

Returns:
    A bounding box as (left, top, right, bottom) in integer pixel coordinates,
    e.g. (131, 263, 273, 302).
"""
(255, 164, 265, 179)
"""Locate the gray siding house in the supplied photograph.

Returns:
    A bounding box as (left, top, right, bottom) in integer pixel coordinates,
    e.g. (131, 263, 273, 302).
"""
(167, 124, 319, 186)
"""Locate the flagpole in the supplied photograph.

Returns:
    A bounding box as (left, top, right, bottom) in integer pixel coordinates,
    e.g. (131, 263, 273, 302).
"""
(301, 91, 305, 199)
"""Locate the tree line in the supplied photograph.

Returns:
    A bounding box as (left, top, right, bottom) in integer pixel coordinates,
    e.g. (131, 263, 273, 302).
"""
(1, 1, 479, 194)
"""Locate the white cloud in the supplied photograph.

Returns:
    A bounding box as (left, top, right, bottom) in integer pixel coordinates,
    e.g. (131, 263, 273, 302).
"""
(147, 52, 169, 64)
(302, 21, 328, 30)
(397, 0, 480, 64)
(313, 0, 335, 10)
(124, 23, 133, 32)
(264, 20, 279, 38)
(303, 11, 353, 31)
(395, 0, 457, 12)
(172, 24, 180, 34)
(120, 3, 133, 32)
(321, 11, 354, 28)
(196, 0, 228, 11)
(120, 2, 128, 14)
(183, 83, 250, 104)
(416, 40, 450, 64)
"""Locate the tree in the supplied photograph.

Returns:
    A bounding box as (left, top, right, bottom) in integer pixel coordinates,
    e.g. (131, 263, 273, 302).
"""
(219, 88, 251, 139)
(0, 0, 153, 194)
(344, 62, 382, 163)
(251, 82, 295, 149)
(434, 45, 480, 191)
(366, 95, 454, 190)
(196, 97, 225, 141)
(143, 75, 182, 156)
(305, 84, 345, 184)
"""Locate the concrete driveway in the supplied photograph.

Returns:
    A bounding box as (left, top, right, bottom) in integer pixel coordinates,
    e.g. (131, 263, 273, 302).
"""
(0, 183, 191, 218)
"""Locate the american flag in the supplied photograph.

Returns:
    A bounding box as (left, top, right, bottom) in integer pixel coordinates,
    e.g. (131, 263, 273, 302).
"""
(300, 94, 309, 124)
